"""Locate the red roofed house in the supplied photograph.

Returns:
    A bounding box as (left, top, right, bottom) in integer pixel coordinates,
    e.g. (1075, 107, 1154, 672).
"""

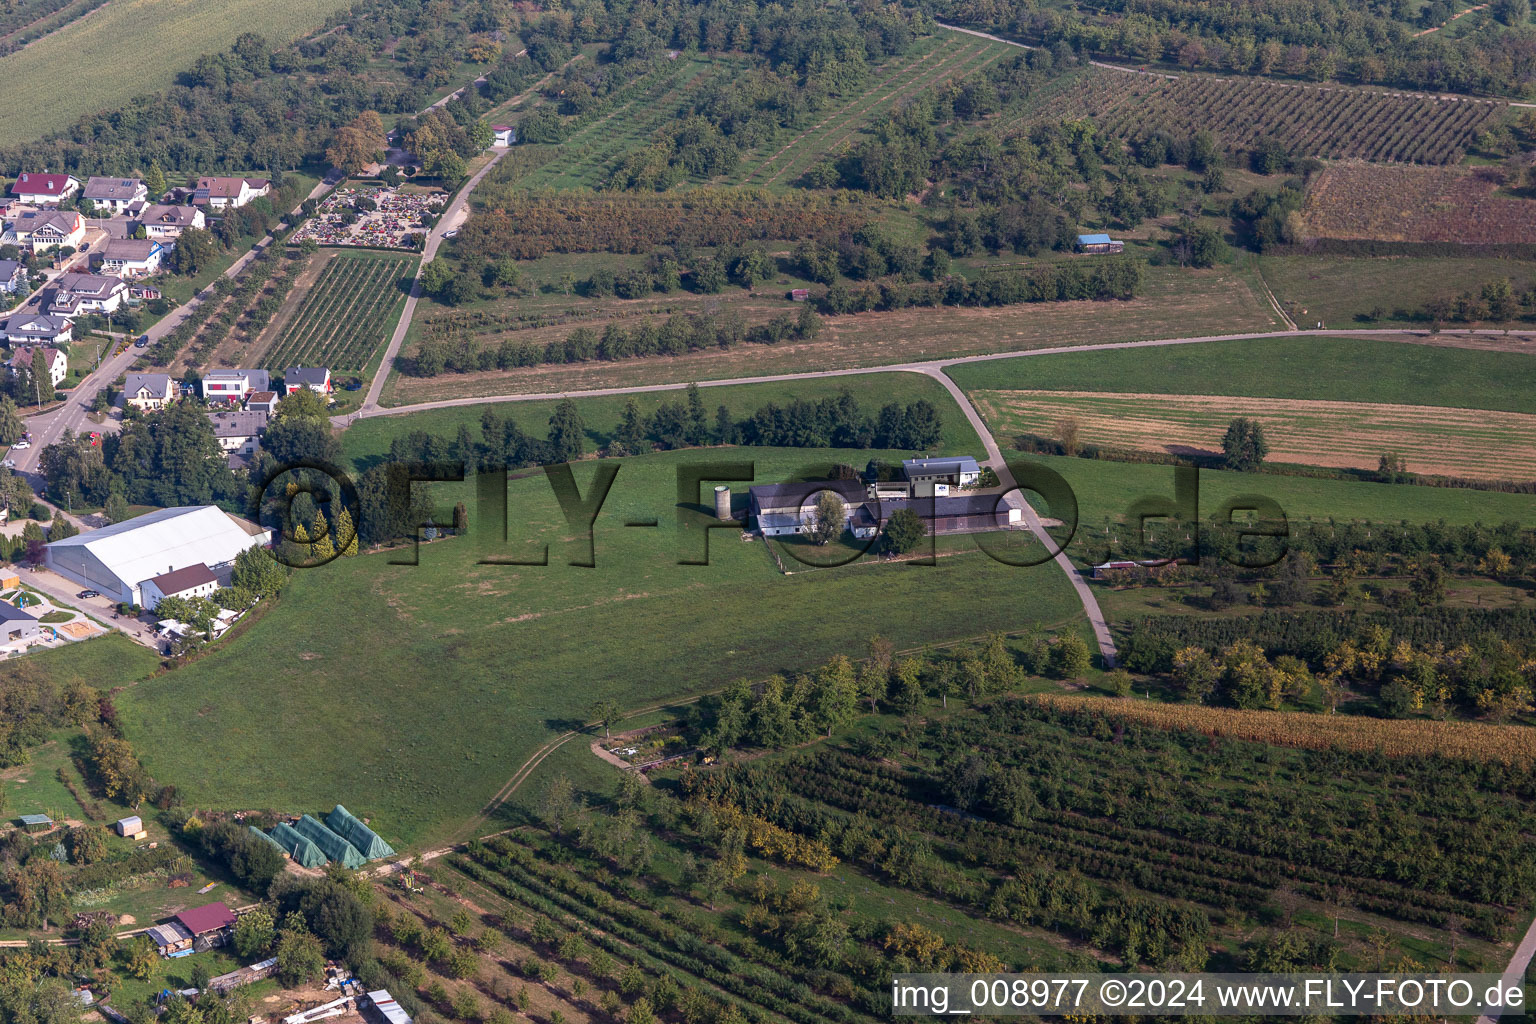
(141, 562, 219, 610)
(193, 177, 270, 210)
(8, 345, 68, 388)
(174, 902, 236, 951)
(492, 125, 516, 146)
(10, 173, 80, 206)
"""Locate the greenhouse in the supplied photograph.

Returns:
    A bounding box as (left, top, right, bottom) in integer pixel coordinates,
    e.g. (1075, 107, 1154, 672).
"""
(270, 821, 327, 869)
(326, 804, 395, 861)
(294, 814, 366, 869)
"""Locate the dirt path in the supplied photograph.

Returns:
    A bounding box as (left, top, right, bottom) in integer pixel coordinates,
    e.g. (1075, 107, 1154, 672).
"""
(1414, 2, 1489, 36)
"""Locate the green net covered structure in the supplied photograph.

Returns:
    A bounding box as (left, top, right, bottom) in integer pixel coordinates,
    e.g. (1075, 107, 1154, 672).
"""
(270, 822, 327, 868)
(249, 826, 286, 853)
(294, 814, 366, 869)
(326, 804, 395, 861)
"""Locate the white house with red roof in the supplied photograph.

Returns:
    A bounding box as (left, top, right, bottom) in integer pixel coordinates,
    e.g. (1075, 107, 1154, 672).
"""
(193, 177, 271, 210)
(492, 125, 516, 146)
(9, 173, 80, 206)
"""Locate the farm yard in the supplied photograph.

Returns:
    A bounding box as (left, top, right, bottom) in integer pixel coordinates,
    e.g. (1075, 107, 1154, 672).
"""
(260, 251, 415, 373)
(288, 184, 445, 249)
(731, 32, 1015, 188)
(967, 388, 1536, 480)
(0, 0, 352, 145)
(1016, 66, 1505, 164)
(1298, 163, 1536, 243)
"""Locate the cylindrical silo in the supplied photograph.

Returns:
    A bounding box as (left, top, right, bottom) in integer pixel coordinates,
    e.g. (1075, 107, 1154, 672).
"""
(714, 485, 732, 520)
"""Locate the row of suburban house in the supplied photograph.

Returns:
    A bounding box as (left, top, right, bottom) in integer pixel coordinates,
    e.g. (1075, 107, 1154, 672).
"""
(2, 206, 200, 255)
(6, 172, 270, 212)
(124, 366, 333, 465)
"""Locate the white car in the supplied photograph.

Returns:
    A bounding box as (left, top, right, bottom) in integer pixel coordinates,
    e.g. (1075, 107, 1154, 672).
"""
(1, 459, 14, 469)
(11, 441, 29, 449)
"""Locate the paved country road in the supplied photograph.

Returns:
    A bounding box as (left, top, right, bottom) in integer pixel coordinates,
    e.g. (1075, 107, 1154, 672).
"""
(358, 147, 509, 413)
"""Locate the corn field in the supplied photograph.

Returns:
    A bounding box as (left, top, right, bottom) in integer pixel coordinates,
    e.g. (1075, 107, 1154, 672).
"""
(1029, 692, 1536, 764)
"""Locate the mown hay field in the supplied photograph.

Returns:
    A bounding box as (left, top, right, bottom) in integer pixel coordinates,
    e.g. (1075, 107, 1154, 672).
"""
(1299, 163, 1536, 244)
(970, 389, 1536, 480)
(1030, 693, 1536, 766)
(0, 0, 351, 146)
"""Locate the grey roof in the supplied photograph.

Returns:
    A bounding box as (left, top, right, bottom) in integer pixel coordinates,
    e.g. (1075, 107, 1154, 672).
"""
(0, 259, 23, 281)
(50, 272, 125, 299)
(873, 492, 1023, 519)
(18, 813, 51, 826)
(101, 238, 161, 261)
(0, 313, 71, 339)
(10, 210, 80, 235)
(207, 409, 268, 438)
(140, 204, 200, 226)
(124, 373, 172, 399)
(206, 367, 270, 391)
(902, 456, 981, 477)
(284, 366, 329, 386)
(83, 177, 144, 201)
(0, 602, 38, 624)
(748, 479, 865, 504)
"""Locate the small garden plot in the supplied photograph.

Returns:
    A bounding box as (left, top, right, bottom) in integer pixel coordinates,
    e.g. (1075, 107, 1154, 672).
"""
(262, 251, 416, 373)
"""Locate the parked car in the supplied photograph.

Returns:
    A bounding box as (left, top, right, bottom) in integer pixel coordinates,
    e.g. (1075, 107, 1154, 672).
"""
(79, 242, 89, 252)
(11, 441, 29, 449)
(77, 590, 99, 599)
(1, 459, 14, 468)
(134, 335, 149, 348)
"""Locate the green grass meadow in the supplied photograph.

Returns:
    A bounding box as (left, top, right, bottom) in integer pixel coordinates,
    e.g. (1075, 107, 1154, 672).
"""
(346, 371, 986, 471)
(116, 446, 1088, 848)
(947, 335, 1536, 414)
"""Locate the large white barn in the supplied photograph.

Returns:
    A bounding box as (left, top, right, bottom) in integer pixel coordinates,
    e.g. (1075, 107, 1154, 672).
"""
(45, 506, 271, 606)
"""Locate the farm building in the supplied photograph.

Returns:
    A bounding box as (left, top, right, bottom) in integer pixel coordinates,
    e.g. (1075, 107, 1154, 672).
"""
(44, 505, 271, 607)
(294, 814, 367, 869)
(140, 562, 220, 611)
(748, 480, 867, 538)
(901, 456, 981, 493)
(327, 805, 395, 860)
(1076, 233, 1125, 254)
(269, 822, 328, 868)
(175, 902, 236, 951)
